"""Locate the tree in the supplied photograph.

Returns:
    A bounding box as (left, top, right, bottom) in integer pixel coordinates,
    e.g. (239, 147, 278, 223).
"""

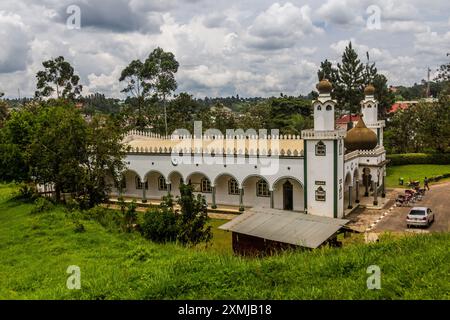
(372, 74, 395, 118)
(120, 48, 179, 133)
(143, 47, 179, 136)
(0, 99, 9, 127)
(77, 114, 128, 208)
(317, 44, 393, 119)
(336, 42, 365, 114)
(176, 184, 212, 246)
(268, 97, 311, 134)
(35, 56, 82, 100)
(0, 101, 126, 207)
(119, 59, 146, 127)
(435, 54, 450, 82)
(166, 92, 204, 133)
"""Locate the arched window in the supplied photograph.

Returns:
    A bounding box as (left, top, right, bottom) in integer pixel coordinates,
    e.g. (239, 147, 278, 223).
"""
(228, 178, 239, 195)
(158, 175, 167, 191)
(326, 105, 332, 111)
(256, 179, 270, 197)
(135, 176, 148, 190)
(317, 106, 322, 111)
(315, 141, 326, 156)
(315, 187, 326, 201)
(201, 178, 212, 193)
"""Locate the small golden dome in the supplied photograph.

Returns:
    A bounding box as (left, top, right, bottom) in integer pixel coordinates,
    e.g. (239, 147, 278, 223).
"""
(364, 84, 375, 96)
(316, 79, 332, 94)
(344, 116, 378, 151)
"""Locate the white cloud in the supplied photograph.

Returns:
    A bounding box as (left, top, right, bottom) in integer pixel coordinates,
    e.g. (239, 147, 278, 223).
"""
(245, 3, 323, 50)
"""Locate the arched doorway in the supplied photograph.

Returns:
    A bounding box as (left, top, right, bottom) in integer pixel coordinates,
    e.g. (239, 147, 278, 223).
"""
(272, 177, 304, 211)
(283, 181, 293, 210)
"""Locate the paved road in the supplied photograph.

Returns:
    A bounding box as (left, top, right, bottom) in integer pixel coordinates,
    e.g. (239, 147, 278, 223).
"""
(374, 182, 450, 232)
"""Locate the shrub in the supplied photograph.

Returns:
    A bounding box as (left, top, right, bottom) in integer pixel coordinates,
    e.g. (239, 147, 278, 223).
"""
(14, 183, 39, 202)
(121, 201, 138, 233)
(84, 206, 121, 231)
(73, 221, 86, 233)
(387, 153, 450, 166)
(141, 207, 179, 243)
(30, 197, 54, 214)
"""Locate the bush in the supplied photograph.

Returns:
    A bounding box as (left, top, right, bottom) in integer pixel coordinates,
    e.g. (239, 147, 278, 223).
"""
(84, 206, 121, 231)
(30, 197, 54, 214)
(141, 208, 179, 243)
(387, 153, 450, 166)
(73, 221, 86, 233)
(14, 183, 39, 202)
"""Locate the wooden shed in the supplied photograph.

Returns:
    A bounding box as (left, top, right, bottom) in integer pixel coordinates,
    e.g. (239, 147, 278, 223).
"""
(219, 208, 349, 256)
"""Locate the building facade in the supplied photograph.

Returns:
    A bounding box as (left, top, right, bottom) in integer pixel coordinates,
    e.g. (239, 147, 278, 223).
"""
(110, 80, 387, 219)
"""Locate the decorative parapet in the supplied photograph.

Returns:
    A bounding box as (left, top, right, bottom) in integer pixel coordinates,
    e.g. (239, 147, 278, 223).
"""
(344, 146, 386, 161)
(124, 130, 304, 140)
(365, 120, 386, 128)
(301, 129, 346, 140)
(124, 130, 305, 157)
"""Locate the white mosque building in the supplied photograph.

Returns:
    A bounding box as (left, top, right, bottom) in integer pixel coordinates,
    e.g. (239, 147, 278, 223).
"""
(110, 80, 387, 219)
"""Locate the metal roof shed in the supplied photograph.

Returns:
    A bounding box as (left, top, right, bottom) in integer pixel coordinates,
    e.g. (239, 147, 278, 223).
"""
(219, 208, 349, 255)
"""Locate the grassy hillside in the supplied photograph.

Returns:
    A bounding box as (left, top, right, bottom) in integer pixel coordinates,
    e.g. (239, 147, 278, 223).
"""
(386, 164, 450, 188)
(0, 184, 448, 300)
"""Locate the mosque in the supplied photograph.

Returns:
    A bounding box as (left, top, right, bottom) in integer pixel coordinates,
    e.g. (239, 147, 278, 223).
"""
(110, 80, 387, 219)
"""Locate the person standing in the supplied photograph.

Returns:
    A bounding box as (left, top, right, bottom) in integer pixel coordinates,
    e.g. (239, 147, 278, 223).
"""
(424, 177, 430, 191)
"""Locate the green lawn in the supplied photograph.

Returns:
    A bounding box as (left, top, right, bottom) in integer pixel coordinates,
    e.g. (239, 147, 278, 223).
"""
(386, 164, 450, 188)
(0, 183, 449, 299)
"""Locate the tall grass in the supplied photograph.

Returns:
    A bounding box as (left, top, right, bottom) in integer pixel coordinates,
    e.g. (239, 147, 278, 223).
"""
(0, 183, 448, 299)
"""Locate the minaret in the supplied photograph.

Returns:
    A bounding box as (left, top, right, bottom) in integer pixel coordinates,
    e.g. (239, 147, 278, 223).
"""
(361, 84, 385, 147)
(301, 79, 346, 219)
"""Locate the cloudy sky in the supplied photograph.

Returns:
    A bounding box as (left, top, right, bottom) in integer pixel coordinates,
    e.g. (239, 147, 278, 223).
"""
(0, 0, 449, 99)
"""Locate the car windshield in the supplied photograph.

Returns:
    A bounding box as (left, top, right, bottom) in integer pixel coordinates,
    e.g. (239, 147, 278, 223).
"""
(409, 210, 426, 216)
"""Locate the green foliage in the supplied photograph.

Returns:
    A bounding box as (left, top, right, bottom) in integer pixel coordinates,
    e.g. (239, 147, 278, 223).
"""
(35, 56, 82, 100)
(385, 164, 450, 188)
(267, 96, 312, 134)
(317, 42, 394, 117)
(141, 185, 212, 246)
(141, 207, 179, 243)
(30, 197, 54, 214)
(73, 220, 86, 233)
(14, 183, 39, 202)
(120, 47, 179, 132)
(385, 96, 450, 153)
(176, 184, 212, 246)
(387, 153, 450, 166)
(0, 101, 127, 208)
(0, 184, 448, 299)
(122, 201, 138, 233)
(82, 93, 121, 115)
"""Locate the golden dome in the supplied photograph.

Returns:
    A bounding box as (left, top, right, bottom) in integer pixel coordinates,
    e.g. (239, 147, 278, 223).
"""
(364, 84, 375, 96)
(316, 79, 332, 94)
(344, 116, 378, 151)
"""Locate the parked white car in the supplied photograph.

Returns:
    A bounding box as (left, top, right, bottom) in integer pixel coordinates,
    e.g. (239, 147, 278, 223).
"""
(406, 207, 435, 228)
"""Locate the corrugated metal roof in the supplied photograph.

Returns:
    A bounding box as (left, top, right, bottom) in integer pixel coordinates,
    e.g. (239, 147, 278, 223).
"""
(219, 208, 349, 249)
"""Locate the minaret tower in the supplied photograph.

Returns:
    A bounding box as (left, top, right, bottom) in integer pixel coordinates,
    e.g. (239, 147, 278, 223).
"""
(361, 84, 385, 147)
(301, 79, 346, 219)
